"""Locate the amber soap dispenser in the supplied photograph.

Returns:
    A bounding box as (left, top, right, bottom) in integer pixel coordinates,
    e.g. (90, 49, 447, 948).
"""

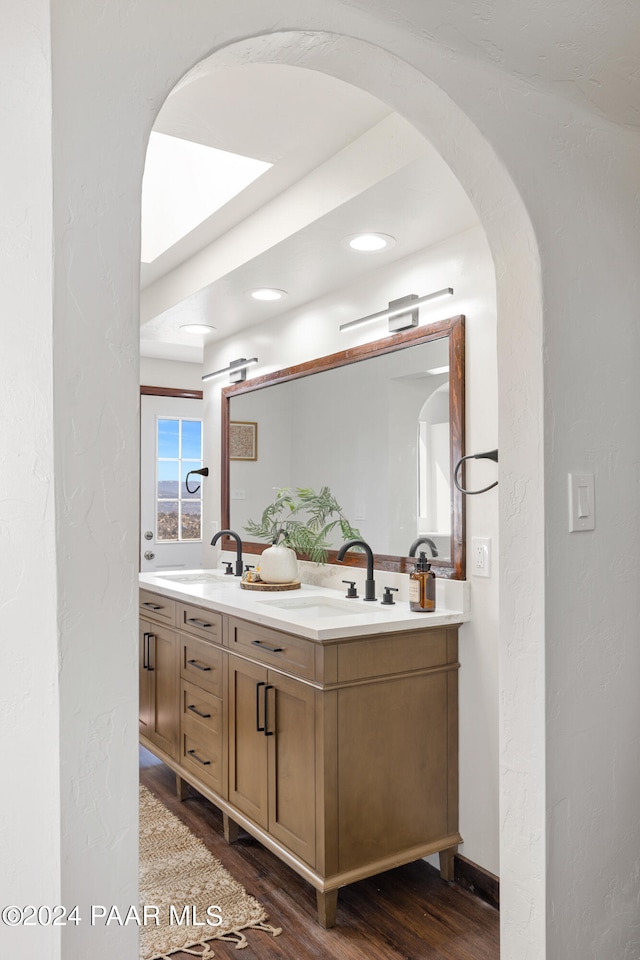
(409, 551, 436, 612)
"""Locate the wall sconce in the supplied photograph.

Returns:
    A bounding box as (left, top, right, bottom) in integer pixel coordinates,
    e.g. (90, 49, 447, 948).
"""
(339, 288, 454, 334)
(202, 357, 258, 384)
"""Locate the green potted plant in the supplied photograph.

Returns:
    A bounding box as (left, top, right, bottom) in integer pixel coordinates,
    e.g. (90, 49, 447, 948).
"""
(245, 486, 362, 581)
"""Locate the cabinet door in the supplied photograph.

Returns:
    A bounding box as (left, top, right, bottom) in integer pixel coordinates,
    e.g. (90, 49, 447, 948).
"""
(266, 671, 316, 866)
(228, 658, 268, 829)
(146, 623, 179, 759)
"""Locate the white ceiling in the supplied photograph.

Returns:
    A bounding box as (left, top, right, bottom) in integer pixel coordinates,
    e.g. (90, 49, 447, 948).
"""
(140, 63, 479, 362)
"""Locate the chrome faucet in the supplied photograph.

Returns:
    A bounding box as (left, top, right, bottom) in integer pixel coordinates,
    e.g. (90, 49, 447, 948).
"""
(337, 539, 376, 601)
(408, 536, 438, 558)
(211, 529, 243, 576)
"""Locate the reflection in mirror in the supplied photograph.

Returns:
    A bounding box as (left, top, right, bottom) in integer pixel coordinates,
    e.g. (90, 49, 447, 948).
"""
(222, 317, 465, 578)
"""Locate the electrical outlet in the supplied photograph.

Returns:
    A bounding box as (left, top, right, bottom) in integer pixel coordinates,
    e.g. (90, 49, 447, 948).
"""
(472, 537, 491, 578)
(231, 489, 246, 500)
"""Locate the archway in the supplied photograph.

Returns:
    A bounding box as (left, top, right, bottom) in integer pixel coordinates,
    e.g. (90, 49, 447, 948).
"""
(139, 30, 545, 959)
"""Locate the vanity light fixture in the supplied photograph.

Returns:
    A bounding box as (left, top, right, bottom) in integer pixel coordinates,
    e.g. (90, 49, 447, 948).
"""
(179, 323, 217, 335)
(202, 357, 259, 384)
(248, 288, 288, 301)
(339, 287, 454, 334)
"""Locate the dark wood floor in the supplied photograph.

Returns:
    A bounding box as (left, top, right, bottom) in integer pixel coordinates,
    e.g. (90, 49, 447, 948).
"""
(140, 748, 499, 960)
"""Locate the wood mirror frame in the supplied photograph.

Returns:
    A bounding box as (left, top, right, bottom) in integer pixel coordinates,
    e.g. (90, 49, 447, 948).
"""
(221, 315, 465, 579)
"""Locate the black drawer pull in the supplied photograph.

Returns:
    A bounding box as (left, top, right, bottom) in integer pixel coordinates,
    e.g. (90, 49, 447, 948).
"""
(264, 684, 274, 737)
(251, 639, 283, 654)
(256, 681, 266, 732)
(187, 704, 211, 719)
(187, 617, 212, 629)
(187, 659, 212, 672)
(187, 749, 211, 766)
(142, 601, 162, 611)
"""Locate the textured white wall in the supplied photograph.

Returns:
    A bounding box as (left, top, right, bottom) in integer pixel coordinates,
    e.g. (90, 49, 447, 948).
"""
(0, 3, 61, 957)
(6, 5, 640, 959)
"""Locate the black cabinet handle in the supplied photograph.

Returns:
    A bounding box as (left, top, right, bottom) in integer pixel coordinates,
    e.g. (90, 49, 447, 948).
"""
(187, 704, 211, 719)
(143, 632, 151, 670)
(186, 617, 212, 629)
(187, 749, 211, 766)
(256, 681, 266, 732)
(187, 659, 211, 672)
(147, 634, 155, 671)
(251, 639, 283, 654)
(264, 684, 274, 737)
(142, 602, 162, 611)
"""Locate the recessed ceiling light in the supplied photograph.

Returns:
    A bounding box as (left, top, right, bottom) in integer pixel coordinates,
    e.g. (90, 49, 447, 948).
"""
(344, 233, 396, 252)
(248, 288, 288, 301)
(179, 323, 217, 335)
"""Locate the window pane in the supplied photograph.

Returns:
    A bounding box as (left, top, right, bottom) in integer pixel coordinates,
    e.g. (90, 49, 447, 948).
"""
(157, 419, 179, 458)
(157, 460, 179, 499)
(181, 500, 202, 540)
(181, 420, 202, 460)
(157, 501, 178, 541)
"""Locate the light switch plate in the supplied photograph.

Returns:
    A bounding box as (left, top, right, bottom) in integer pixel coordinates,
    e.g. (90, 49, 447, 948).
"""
(472, 537, 491, 577)
(568, 473, 595, 531)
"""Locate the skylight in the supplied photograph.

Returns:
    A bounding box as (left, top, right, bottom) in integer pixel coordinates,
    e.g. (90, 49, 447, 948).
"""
(141, 132, 272, 263)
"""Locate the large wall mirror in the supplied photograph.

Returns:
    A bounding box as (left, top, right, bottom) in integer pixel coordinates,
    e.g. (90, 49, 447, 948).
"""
(221, 316, 465, 578)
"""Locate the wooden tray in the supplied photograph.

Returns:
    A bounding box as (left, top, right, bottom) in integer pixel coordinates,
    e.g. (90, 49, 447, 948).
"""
(240, 579, 301, 592)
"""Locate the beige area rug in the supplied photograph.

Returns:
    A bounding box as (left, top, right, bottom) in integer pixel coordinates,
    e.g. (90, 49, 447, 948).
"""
(139, 785, 282, 959)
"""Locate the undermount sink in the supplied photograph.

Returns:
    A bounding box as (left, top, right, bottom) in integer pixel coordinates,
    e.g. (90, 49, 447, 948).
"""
(256, 595, 374, 618)
(157, 571, 232, 584)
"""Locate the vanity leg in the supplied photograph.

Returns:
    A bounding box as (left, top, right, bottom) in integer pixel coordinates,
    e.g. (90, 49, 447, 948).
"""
(439, 847, 456, 882)
(223, 813, 240, 843)
(316, 889, 338, 929)
(176, 774, 190, 801)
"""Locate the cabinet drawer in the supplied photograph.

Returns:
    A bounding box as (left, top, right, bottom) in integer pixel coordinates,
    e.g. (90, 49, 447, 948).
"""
(140, 590, 176, 626)
(337, 628, 451, 682)
(180, 724, 223, 795)
(177, 603, 223, 645)
(180, 679, 222, 739)
(180, 634, 223, 697)
(227, 617, 315, 680)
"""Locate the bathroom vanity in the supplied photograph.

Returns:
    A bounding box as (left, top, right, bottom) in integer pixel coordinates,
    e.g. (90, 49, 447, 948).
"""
(139, 571, 468, 927)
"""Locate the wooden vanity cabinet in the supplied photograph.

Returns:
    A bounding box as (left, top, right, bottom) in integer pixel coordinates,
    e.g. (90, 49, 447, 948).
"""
(139, 590, 461, 929)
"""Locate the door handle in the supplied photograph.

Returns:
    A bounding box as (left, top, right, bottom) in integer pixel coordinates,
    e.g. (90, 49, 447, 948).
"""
(147, 634, 155, 671)
(264, 684, 274, 737)
(143, 632, 151, 670)
(256, 681, 265, 732)
(144, 550, 155, 561)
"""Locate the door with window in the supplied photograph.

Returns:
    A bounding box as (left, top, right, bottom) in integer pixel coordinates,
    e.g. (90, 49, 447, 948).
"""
(140, 394, 204, 572)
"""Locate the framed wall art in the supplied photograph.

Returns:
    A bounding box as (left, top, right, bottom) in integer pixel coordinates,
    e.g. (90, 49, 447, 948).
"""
(229, 420, 258, 461)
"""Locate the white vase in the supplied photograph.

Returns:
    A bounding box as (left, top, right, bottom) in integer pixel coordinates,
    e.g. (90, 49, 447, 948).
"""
(259, 543, 298, 583)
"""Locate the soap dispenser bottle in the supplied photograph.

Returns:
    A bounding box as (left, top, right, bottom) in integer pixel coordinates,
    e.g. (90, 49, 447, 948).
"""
(409, 552, 436, 612)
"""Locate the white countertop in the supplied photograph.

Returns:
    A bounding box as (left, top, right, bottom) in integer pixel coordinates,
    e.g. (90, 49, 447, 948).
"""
(139, 569, 470, 641)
